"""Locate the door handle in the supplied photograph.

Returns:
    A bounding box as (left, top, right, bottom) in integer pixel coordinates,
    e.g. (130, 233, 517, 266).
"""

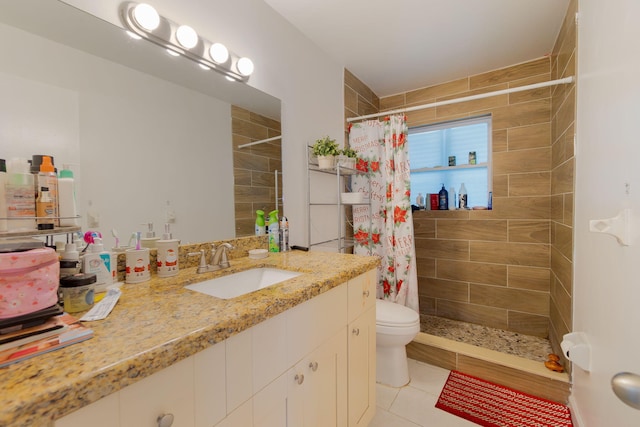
(612, 372, 640, 410)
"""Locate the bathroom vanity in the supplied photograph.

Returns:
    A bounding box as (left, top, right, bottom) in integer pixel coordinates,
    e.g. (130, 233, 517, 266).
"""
(0, 250, 378, 427)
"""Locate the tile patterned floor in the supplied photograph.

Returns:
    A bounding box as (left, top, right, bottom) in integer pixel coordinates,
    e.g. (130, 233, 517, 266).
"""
(420, 315, 553, 362)
(370, 359, 476, 427)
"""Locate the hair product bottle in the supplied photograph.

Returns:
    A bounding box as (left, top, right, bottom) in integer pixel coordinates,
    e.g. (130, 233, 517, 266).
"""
(438, 184, 449, 210)
(458, 183, 468, 209)
(36, 156, 59, 226)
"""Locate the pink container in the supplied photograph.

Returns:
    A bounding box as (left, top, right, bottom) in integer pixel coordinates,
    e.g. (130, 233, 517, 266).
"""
(0, 247, 60, 319)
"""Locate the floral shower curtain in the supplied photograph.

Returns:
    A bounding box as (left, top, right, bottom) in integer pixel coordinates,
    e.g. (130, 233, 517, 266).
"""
(349, 115, 419, 312)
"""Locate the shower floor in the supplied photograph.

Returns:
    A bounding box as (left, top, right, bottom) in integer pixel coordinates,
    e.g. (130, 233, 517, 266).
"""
(420, 315, 553, 362)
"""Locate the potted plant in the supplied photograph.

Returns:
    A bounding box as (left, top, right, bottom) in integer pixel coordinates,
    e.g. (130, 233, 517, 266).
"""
(337, 147, 358, 171)
(312, 136, 339, 169)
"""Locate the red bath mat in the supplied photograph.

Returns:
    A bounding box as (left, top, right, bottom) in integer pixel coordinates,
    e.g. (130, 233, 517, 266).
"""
(436, 370, 572, 427)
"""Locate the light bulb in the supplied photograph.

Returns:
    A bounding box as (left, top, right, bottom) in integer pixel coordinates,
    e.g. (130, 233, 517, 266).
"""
(237, 57, 254, 76)
(209, 43, 229, 64)
(176, 25, 198, 49)
(133, 3, 160, 31)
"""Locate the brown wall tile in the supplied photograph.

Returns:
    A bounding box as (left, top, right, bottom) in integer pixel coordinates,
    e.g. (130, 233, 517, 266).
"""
(508, 123, 551, 151)
(436, 219, 507, 241)
(508, 220, 550, 244)
(470, 241, 549, 267)
(470, 284, 549, 315)
(423, 278, 469, 302)
(508, 311, 549, 337)
(415, 238, 470, 260)
(509, 172, 551, 197)
(436, 299, 508, 329)
(508, 265, 551, 292)
(437, 259, 507, 287)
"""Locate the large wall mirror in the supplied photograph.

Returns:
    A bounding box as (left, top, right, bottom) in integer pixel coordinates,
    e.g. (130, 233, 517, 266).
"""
(0, 0, 281, 244)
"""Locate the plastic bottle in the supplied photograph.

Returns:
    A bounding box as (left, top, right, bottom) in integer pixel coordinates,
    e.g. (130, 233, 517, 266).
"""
(5, 158, 36, 231)
(268, 210, 280, 252)
(279, 216, 289, 252)
(58, 165, 79, 227)
(157, 223, 180, 277)
(438, 184, 449, 210)
(140, 222, 160, 249)
(255, 210, 266, 236)
(60, 243, 81, 278)
(36, 186, 55, 230)
(448, 187, 456, 210)
(0, 159, 7, 232)
(458, 183, 468, 209)
(416, 193, 424, 209)
(36, 156, 59, 226)
(83, 237, 112, 295)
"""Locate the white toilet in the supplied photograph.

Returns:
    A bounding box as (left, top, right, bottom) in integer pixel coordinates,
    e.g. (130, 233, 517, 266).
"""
(375, 299, 421, 387)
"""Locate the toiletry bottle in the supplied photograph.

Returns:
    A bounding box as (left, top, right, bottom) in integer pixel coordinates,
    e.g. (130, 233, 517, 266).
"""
(36, 186, 55, 230)
(448, 187, 456, 210)
(279, 216, 290, 252)
(140, 222, 160, 249)
(157, 223, 180, 277)
(0, 159, 6, 232)
(458, 182, 468, 209)
(83, 237, 112, 295)
(268, 210, 280, 252)
(36, 156, 59, 226)
(58, 165, 79, 226)
(255, 210, 266, 236)
(416, 193, 424, 209)
(5, 158, 36, 231)
(438, 184, 448, 210)
(60, 243, 81, 278)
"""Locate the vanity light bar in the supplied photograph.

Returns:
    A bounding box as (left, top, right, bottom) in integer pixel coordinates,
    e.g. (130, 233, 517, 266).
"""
(120, 2, 254, 82)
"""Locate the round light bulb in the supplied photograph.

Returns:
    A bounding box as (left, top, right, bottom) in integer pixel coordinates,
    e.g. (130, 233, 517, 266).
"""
(133, 3, 160, 31)
(237, 57, 254, 76)
(176, 25, 198, 49)
(209, 43, 229, 64)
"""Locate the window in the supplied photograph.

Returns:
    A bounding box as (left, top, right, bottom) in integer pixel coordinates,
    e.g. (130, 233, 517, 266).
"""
(409, 115, 492, 208)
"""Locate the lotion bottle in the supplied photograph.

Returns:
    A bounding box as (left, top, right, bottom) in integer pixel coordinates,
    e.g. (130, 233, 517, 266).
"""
(83, 237, 112, 295)
(58, 165, 79, 226)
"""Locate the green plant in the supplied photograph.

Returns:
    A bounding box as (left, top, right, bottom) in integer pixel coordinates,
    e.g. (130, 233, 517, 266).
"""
(340, 147, 358, 158)
(312, 136, 339, 156)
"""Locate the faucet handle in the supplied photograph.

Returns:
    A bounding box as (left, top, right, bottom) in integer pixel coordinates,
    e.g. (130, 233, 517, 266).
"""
(188, 250, 208, 273)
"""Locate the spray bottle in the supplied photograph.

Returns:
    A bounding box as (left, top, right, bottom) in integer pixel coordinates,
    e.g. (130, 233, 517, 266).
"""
(255, 210, 266, 236)
(279, 215, 289, 252)
(268, 210, 279, 252)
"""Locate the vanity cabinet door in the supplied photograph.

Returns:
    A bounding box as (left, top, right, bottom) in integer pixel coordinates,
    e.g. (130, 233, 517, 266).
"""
(287, 328, 347, 427)
(348, 306, 376, 426)
(55, 392, 120, 427)
(119, 356, 195, 427)
(347, 270, 376, 324)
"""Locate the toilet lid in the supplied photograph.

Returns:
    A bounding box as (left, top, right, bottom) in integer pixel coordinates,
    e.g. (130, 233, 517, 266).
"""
(376, 299, 420, 327)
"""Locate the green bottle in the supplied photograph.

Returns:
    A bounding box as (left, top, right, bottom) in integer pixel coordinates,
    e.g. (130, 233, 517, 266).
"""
(268, 210, 280, 252)
(255, 210, 266, 236)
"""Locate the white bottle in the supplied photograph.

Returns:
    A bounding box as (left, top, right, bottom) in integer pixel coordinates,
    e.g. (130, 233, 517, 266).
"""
(448, 187, 456, 210)
(83, 237, 112, 293)
(157, 223, 180, 277)
(458, 183, 468, 209)
(0, 159, 7, 232)
(416, 193, 424, 209)
(58, 165, 79, 227)
(140, 222, 160, 249)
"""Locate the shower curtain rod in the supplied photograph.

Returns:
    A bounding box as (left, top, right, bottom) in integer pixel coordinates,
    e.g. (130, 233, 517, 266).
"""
(238, 135, 282, 149)
(346, 76, 575, 122)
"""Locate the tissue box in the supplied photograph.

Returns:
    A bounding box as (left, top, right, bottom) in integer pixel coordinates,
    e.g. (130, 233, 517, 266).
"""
(0, 247, 60, 319)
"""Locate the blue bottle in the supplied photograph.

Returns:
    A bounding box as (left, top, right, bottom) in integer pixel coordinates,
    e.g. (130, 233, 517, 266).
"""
(438, 185, 448, 210)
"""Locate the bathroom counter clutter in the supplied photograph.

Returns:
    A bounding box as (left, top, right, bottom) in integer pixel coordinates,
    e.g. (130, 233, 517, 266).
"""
(0, 250, 379, 427)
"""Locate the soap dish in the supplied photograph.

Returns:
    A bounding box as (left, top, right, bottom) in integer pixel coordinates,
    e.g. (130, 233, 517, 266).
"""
(248, 249, 268, 259)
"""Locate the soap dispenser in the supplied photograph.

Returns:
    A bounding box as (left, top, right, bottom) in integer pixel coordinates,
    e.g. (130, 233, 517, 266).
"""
(157, 223, 180, 277)
(140, 222, 160, 249)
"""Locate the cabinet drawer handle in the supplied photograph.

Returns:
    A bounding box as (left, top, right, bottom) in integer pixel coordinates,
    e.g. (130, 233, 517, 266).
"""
(363, 290, 370, 298)
(352, 328, 360, 336)
(309, 361, 319, 372)
(157, 413, 174, 427)
(295, 373, 305, 385)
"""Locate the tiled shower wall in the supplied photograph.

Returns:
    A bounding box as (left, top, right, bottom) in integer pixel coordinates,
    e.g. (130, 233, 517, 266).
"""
(549, 0, 576, 360)
(343, 2, 575, 356)
(231, 106, 282, 237)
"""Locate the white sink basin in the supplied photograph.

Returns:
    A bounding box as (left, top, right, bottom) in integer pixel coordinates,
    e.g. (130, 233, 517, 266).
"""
(185, 268, 303, 299)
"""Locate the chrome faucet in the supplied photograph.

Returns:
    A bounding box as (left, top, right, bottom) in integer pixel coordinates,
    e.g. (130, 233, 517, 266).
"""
(188, 243, 235, 273)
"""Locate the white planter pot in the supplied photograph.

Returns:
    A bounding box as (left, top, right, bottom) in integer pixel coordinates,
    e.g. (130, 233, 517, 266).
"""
(317, 155, 336, 169)
(337, 156, 356, 172)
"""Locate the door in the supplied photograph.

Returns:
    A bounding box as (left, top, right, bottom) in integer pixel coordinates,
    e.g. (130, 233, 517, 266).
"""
(574, 0, 640, 424)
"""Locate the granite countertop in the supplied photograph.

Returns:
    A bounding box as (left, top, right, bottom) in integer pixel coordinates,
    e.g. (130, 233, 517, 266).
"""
(0, 250, 379, 427)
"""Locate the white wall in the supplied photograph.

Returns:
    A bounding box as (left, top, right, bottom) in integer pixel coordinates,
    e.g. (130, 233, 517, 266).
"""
(62, 0, 346, 247)
(573, 0, 640, 424)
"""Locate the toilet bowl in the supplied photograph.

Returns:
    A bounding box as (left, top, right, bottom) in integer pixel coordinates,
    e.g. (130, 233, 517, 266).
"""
(376, 299, 420, 387)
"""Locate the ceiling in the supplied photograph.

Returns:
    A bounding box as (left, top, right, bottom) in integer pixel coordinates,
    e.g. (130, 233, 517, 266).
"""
(264, 0, 571, 98)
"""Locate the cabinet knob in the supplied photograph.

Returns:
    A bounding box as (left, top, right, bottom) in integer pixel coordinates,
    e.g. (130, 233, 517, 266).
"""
(295, 373, 305, 385)
(309, 361, 319, 372)
(363, 290, 370, 298)
(157, 413, 174, 427)
(352, 328, 360, 336)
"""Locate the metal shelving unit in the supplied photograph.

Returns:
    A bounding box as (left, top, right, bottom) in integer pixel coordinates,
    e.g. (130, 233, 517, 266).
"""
(307, 147, 372, 253)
